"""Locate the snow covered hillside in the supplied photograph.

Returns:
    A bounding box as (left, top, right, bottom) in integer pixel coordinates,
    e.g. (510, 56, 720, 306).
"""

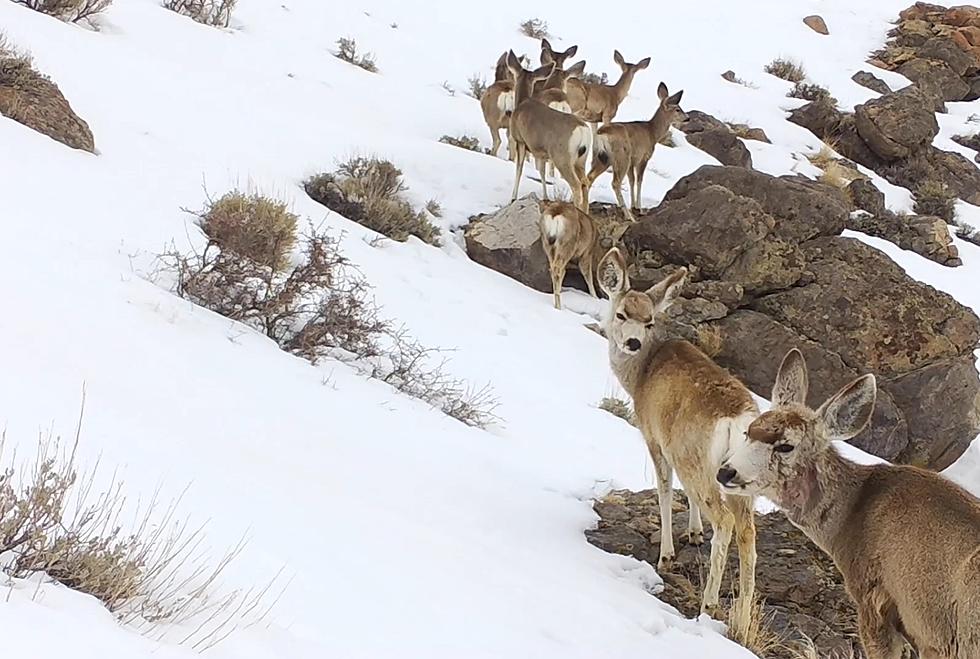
(1, 0, 978, 657)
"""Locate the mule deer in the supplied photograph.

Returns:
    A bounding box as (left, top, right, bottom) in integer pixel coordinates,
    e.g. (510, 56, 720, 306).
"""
(587, 83, 684, 221)
(538, 200, 600, 309)
(597, 247, 757, 640)
(507, 51, 592, 209)
(565, 50, 650, 128)
(718, 349, 980, 659)
(538, 38, 578, 90)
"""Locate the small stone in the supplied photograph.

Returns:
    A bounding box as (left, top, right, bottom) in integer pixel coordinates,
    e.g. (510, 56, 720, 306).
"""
(803, 14, 829, 35)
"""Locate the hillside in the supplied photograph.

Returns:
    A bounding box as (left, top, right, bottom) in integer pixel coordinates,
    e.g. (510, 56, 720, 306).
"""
(1, 0, 979, 657)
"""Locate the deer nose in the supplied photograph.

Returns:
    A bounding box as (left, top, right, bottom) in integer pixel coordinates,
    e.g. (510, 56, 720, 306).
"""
(625, 338, 641, 352)
(716, 466, 738, 486)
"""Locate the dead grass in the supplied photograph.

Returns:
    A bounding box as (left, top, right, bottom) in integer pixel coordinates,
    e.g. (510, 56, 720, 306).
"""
(598, 397, 635, 426)
(439, 134, 482, 152)
(519, 18, 549, 39)
(764, 58, 806, 83)
(163, 0, 236, 27)
(913, 180, 956, 221)
(788, 81, 836, 104)
(305, 156, 441, 245)
(11, 0, 111, 22)
(334, 37, 377, 73)
(730, 598, 822, 659)
(467, 74, 488, 99)
(806, 143, 862, 189)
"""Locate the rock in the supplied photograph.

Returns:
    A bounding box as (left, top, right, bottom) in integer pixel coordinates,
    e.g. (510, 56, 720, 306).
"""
(678, 110, 729, 133)
(787, 97, 844, 139)
(847, 211, 962, 266)
(852, 70, 892, 94)
(722, 238, 805, 295)
(753, 237, 980, 377)
(854, 86, 939, 160)
(664, 165, 850, 243)
(891, 19, 936, 48)
(900, 2, 950, 22)
(464, 197, 553, 292)
(952, 131, 980, 152)
(684, 129, 753, 168)
(919, 35, 977, 75)
(846, 178, 886, 215)
(713, 310, 909, 458)
(803, 14, 829, 35)
(728, 123, 771, 143)
(953, 28, 974, 51)
(884, 354, 980, 469)
(586, 489, 863, 656)
(721, 70, 737, 82)
(881, 146, 980, 205)
(964, 74, 980, 100)
(897, 57, 971, 101)
(946, 4, 980, 26)
(0, 51, 95, 153)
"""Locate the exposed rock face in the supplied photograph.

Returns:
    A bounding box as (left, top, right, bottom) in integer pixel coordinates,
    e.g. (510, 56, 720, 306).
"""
(803, 14, 829, 35)
(677, 111, 753, 168)
(847, 210, 962, 266)
(587, 489, 862, 658)
(897, 57, 970, 101)
(0, 49, 95, 153)
(852, 70, 892, 94)
(464, 197, 554, 293)
(847, 178, 886, 215)
(854, 86, 939, 160)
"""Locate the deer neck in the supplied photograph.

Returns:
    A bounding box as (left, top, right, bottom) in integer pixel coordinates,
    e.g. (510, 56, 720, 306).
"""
(611, 70, 636, 102)
(607, 334, 669, 399)
(648, 104, 672, 142)
(777, 446, 870, 556)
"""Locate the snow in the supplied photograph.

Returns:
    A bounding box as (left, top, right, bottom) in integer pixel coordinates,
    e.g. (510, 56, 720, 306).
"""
(0, 0, 978, 656)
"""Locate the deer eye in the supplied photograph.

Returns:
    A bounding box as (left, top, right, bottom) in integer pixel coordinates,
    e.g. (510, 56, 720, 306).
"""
(616, 313, 627, 321)
(773, 443, 794, 454)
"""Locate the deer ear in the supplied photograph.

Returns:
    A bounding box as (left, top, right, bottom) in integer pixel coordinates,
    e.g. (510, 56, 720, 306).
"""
(540, 37, 553, 53)
(666, 90, 684, 106)
(563, 45, 578, 59)
(645, 267, 686, 314)
(613, 50, 625, 67)
(506, 50, 522, 74)
(657, 82, 669, 100)
(772, 349, 809, 408)
(566, 60, 586, 77)
(817, 374, 876, 442)
(540, 49, 554, 66)
(636, 57, 651, 70)
(598, 248, 629, 297)
(532, 62, 555, 81)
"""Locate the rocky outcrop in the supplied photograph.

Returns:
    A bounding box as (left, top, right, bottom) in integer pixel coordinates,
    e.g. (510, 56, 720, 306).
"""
(464, 197, 555, 293)
(847, 211, 962, 266)
(677, 111, 753, 168)
(0, 46, 95, 153)
(587, 489, 861, 658)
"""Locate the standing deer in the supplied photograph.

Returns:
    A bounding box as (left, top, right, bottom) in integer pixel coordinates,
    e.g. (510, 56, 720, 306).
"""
(507, 51, 592, 209)
(565, 50, 651, 129)
(597, 247, 757, 641)
(718, 349, 980, 659)
(538, 199, 600, 309)
(586, 82, 684, 221)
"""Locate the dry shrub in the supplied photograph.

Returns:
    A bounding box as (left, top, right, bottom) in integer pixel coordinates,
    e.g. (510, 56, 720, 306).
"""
(0, 422, 281, 650)
(599, 397, 635, 425)
(163, 0, 236, 27)
(954, 219, 980, 246)
(12, 0, 111, 22)
(764, 58, 806, 83)
(424, 199, 442, 218)
(196, 190, 297, 271)
(335, 37, 377, 73)
(789, 81, 836, 104)
(467, 74, 487, 99)
(913, 180, 956, 221)
(519, 18, 549, 39)
(305, 156, 440, 245)
(579, 71, 608, 85)
(730, 598, 822, 659)
(439, 134, 481, 152)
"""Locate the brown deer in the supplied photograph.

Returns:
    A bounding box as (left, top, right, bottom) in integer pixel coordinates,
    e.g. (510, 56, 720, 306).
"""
(597, 247, 757, 641)
(565, 50, 650, 129)
(538, 38, 578, 90)
(507, 51, 592, 209)
(586, 82, 684, 221)
(718, 349, 980, 659)
(538, 200, 600, 309)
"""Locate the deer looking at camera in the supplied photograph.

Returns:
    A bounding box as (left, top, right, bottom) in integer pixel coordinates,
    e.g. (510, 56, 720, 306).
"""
(718, 349, 980, 659)
(597, 247, 757, 641)
(565, 50, 650, 129)
(587, 82, 685, 221)
(507, 51, 592, 209)
(538, 199, 600, 310)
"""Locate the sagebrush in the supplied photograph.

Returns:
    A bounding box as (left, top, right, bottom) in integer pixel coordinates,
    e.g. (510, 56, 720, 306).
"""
(579, 71, 608, 85)
(11, 0, 111, 22)
(519, 18, 549, 39)
(467, 74, 488, 99)
(789, 81, 835, 104)
(305, 156, 441, 245)
(954, 219, 980, 246)
(439, 134, 482, 152)
(163, 0, 236, 27)
(913, 180, 956, 221)
(598, 397, 634, 426)
(764, 58, 806, 83)
(335, 37, 377, 73)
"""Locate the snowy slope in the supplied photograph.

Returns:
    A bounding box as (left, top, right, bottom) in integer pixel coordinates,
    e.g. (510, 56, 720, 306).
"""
(1, 0, 978, 656)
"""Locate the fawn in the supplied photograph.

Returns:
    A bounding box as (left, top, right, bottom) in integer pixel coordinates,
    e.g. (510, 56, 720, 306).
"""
(565, 50, 650, 129)
(538, 199, 600, 309)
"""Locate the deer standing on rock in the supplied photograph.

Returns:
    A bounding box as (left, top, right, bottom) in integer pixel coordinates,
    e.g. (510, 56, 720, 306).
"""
(538, 200, 600, 310)
(565, 50, 650, 130)
(597, 247, 757, 641)
(587, 82, 685, 221)
(718, 349, 980, 659)
(507, 51, 592, 209)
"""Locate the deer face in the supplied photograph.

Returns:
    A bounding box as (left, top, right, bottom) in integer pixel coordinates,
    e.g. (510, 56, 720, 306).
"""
(540, 38, 578, 70)
(613, 50, 651, 76)
(656, 82, 687, 125)
(717, 350, 877, 509)
(597, 248, 686, 356)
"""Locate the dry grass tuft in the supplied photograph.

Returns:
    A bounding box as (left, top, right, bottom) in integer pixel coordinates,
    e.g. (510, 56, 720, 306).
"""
(305, 156, 441, 245)
(599, 397, 635, 425)
(519, 18, 549, 39)
(196, 190, 297, 271)
(439, 134, 482, 152)
(334, 37, 378, 73)
(913, 180, 956, 221)
(163, 0, 235, 27)
(764, 58, 806, 83)
(12, 0, 111, 22)
(789, 81, 836, 104)
(806, 143, 862, 189)
(730, 598, 823, 659)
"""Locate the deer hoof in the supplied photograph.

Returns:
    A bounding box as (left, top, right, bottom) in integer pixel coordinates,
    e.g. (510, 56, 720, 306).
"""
(657, 554, 675, 573)
(701, 603, 724, 621)
(684, 530, 704, 546)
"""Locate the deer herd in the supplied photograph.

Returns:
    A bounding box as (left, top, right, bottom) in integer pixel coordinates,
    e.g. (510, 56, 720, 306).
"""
(479, 38, 980, 659)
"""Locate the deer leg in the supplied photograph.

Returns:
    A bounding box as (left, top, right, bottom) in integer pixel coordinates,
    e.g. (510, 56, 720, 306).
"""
(554, 162, 582, 209)
(489, 127, 501, 158)
(536, 156, 549, 200)
(686, 495, 704, 545)
(586, 156, 608, 190)
(646, 440, 675, 572)
(573, 155, 589, 211)
(550, 256, 567, 310)
(856, 598, 905, 659)
(511, 142, 527, 202)
(625, 166, 638, 221)
(581, 252, 597, 298)
(611, 170, 634, 222)
(634, 157, 651, 213)
(731, 499, 757, 645)
(701, 500, 734, 619)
